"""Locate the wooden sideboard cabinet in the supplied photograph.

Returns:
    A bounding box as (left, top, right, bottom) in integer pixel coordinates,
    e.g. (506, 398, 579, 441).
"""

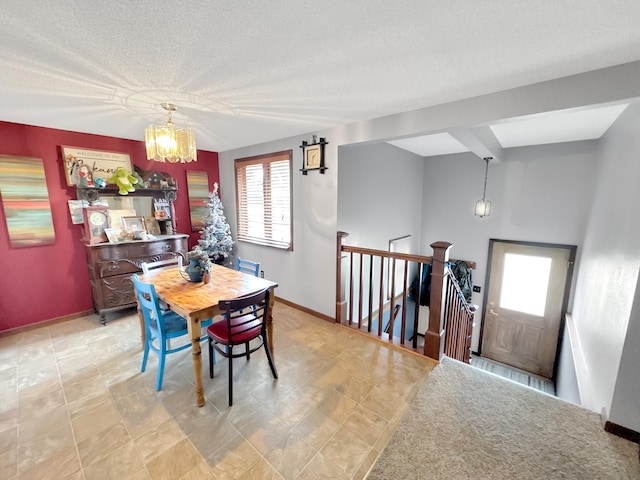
(84, 234, 188, 324)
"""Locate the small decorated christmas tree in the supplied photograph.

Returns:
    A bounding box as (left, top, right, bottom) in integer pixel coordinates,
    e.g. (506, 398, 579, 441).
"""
(198, 183, 234, 263)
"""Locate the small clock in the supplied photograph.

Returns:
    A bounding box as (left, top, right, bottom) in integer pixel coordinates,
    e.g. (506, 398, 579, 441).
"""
(304, 144, 321, 169)
(83, 206, 110, 244)
(300, 136, 329, 175)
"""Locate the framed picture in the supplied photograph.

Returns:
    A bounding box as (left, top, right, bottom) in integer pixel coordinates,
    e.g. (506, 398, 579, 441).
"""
(303, 144, 321, 169)
(121, 216, 146, 233)
(61, 146, 132, 186)
(103, 228, 119, 243)
(154, 206, 171, 220)
(68, 200, 88, 224)
(153, 198, 172, 220)
(144, 217, 161, 235)
(299, 136, 328, 175)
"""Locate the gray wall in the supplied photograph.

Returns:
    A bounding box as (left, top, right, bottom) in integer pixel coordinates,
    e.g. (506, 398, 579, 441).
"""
(420, 144, 598, 350)
(336, 142, 425, 324)
(337, 142, 424, 251)
(572, 103, 640, 429)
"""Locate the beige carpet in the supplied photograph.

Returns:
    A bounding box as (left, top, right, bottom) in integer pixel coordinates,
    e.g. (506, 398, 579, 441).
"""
(367, 358, 640, 479)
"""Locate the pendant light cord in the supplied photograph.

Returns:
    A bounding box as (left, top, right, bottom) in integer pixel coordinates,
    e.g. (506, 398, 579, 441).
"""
(482, 157, 491, 200)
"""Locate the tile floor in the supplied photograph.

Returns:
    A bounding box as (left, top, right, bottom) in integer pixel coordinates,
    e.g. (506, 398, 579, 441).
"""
(0, 302, 436, 479)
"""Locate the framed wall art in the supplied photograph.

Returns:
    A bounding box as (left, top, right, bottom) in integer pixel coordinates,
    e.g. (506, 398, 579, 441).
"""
(61, 146, 132, 186)
(299, 136, 329, 175)
(0, 155, 56, 248)
(186, 171, 209, 232)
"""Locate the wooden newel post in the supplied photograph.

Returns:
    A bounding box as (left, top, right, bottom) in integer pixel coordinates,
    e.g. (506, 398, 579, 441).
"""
(336, 232, 349, 324)
(424, 241, 452, 361)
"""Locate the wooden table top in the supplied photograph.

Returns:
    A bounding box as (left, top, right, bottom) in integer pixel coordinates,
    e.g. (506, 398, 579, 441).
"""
(138, 264, 278, 321)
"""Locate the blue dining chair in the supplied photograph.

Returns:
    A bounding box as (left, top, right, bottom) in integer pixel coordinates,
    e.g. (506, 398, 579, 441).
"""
(141, 257, 183, 312)
(132, 274, 214, 390)
(236, 257, 260, 277)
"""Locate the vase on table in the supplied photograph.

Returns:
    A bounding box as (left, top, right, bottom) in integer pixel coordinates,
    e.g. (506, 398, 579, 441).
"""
(185, 258, 204, 282)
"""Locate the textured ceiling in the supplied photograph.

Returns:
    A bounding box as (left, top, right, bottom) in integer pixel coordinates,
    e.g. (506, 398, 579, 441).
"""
(2, 1, 640, 152)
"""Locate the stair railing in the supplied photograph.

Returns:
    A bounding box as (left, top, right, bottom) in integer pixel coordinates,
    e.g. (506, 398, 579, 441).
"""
(443, 264, 477, 363)
(336, 232, 475, 362)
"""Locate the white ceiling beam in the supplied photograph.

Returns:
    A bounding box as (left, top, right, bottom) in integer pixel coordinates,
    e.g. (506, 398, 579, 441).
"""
(449, 127, 503, 163)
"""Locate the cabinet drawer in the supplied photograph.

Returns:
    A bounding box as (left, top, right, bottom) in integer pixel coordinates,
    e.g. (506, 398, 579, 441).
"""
(146, 241, 179, 255)
(91, 244, 148, 260)
(98, 259, 141, 278)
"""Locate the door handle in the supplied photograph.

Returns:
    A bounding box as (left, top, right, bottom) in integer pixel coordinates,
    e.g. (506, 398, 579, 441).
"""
(488, 308, 498, 315)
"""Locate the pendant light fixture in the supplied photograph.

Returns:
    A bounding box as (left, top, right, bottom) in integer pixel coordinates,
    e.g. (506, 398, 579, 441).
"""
(145, 103, 197, 163)
(474, 157, 492, 218)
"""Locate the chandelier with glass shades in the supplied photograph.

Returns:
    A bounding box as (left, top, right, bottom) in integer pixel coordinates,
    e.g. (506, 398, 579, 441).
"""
(145, 103, 197, 163)
(474, 156, 492, 218)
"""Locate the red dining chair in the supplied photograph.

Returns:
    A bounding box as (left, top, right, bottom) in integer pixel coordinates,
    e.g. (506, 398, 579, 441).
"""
(207, 287, 277, 406)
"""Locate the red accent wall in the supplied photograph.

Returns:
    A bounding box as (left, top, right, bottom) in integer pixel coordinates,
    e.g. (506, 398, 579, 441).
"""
(0, 121, 219, 331)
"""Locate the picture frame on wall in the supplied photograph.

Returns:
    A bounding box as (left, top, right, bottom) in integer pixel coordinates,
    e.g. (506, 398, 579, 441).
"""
(68, 200, 89, 224)
(186, 171, 209, 232)
(299, 136, 329, 175)
(0, 155, 56, 248)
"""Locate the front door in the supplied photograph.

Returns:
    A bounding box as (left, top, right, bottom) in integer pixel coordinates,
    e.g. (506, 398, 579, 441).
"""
(480, 240, 575, 378)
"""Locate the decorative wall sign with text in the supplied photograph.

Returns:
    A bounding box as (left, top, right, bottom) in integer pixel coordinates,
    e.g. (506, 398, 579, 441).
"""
(61, 146, 132, 186)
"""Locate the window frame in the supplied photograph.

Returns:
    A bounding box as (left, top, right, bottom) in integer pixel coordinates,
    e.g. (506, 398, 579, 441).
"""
(234, 150, 293, 251)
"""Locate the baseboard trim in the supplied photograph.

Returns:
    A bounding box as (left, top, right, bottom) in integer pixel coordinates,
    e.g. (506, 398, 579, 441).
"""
(274, 296, 335, 323)
(0, 310, 95, 338)
(604, 421, 640, 444)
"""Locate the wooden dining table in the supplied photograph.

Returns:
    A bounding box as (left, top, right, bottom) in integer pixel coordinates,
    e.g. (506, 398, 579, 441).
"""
(138, 263, 278, 406)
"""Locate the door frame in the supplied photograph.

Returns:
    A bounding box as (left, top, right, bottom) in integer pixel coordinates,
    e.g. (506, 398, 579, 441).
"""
(477, 238, 577, 380)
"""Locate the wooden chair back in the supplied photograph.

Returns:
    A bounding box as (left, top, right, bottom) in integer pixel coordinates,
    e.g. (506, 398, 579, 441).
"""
(235, 257, 260, 277)
(132, 273, 167, 336)
(141, 256, 183, 274)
